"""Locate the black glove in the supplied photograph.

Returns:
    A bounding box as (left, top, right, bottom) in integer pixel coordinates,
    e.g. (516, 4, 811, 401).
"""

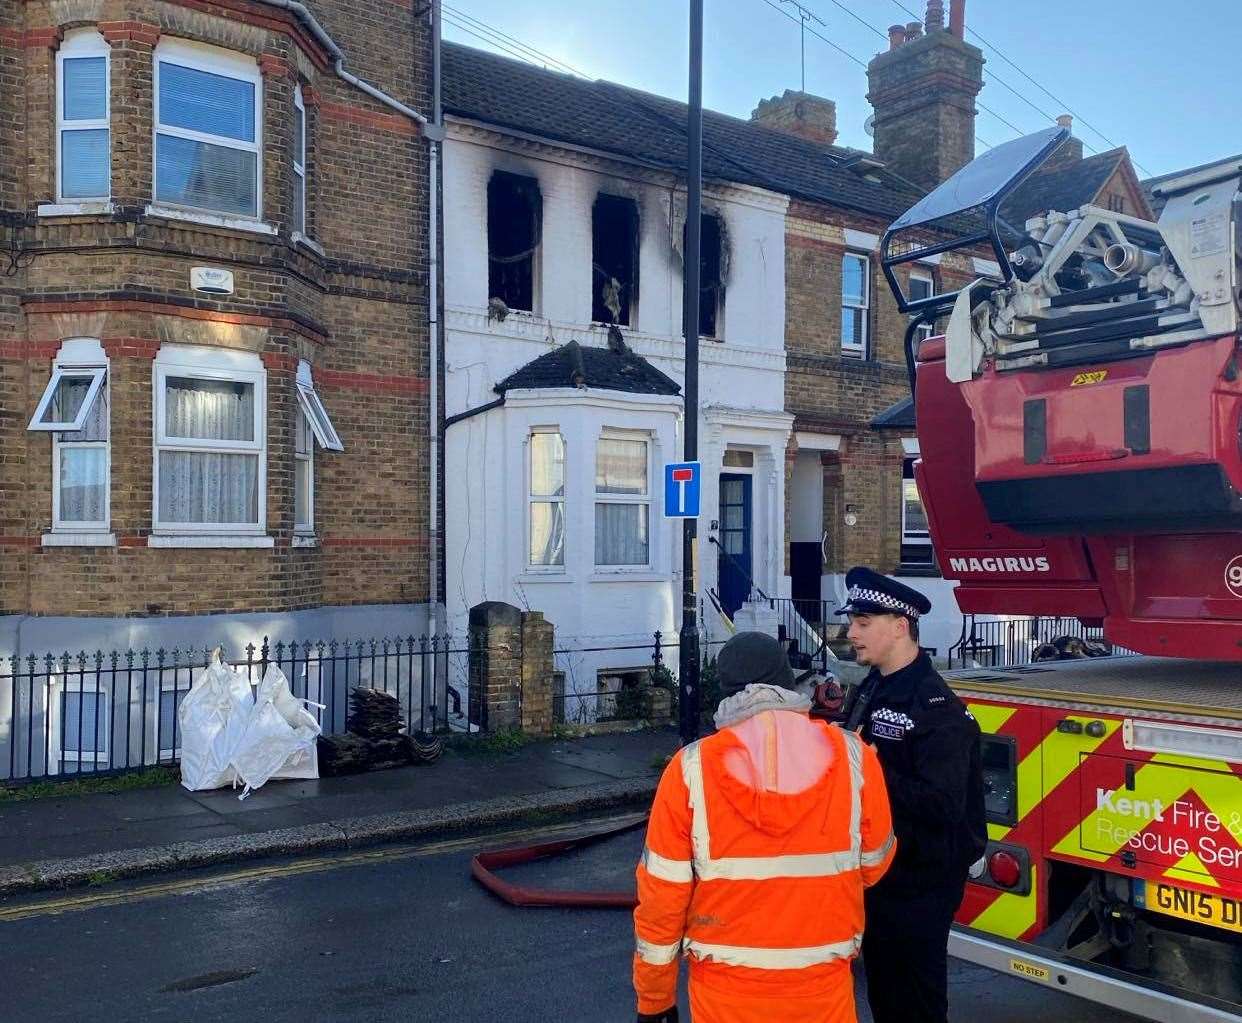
(637, 1008, 678, 1023)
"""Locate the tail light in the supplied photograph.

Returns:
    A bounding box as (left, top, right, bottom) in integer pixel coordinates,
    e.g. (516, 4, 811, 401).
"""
(988, 850, 1022, 888)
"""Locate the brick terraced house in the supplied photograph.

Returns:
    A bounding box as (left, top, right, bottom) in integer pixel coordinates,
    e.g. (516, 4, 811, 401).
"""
(0, 0, 439, 658)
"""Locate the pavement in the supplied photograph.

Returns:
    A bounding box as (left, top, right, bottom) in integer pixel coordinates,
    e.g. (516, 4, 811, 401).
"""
(0, 728, 678, 898)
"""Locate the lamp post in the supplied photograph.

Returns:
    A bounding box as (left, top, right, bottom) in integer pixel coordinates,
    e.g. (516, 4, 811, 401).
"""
(678, 0, 704, 744)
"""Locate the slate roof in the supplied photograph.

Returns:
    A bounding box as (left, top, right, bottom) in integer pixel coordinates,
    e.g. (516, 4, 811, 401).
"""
(870, 396, 914, 429)
(495, 339, 682, 397)
(442, 42, 924, 221)
(1142, 153, 1242, 217)
(1002, 149, 1129, 224)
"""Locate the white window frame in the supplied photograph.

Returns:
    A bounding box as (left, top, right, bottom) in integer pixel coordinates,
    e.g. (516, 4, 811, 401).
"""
(153, 39, 263, 221)
(910, 269, 936, 342)
(28, 365, 106, 432)
(841, 251, 870, 359)
(293, 361, 343, 535)
(45, 340, 111, 535)
(152, 345, 267, 537)
(901, 457, 931, 549)
(593, 430, 652, 570)
(48, 675, 112, 772)
(56, 30, 111, 203)
(292, 84, 307, 237)
(528, 428, 566, 571)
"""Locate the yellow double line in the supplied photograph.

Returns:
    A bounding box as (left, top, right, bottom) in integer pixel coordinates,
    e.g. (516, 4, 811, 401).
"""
(0, 811, 648, 923)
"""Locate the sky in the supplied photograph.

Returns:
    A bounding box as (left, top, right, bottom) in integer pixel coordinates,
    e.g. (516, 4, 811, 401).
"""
(441, 0, 1239, 180)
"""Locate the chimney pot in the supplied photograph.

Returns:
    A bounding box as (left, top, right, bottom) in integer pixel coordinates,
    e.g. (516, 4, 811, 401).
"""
(925, 0, 945, 32)
(1056, 114, 1073, 129)
(949, 0, 965, 38)
(905, 21, 923, 41)
(888, 24, 905, 50)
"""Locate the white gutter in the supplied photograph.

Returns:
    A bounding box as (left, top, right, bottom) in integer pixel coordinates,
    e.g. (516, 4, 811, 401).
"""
(251, 0, 444, 141)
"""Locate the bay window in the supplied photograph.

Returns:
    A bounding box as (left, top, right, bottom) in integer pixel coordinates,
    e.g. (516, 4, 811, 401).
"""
(529, 430, 566, 567)
(294, 360, 343, 534)
(153, 346, 266, 536)
(57, 30, 110, 202)
(292, 85, 307, 236)
(595, 434, 650, 567)
(154, 41, 262, 218)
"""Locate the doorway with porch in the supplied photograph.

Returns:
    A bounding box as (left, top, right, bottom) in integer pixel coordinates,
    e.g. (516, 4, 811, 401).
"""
(717, 472, 753, 618)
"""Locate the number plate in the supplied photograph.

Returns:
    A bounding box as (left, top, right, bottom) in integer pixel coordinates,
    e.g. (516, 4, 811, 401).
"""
(1143, 882, 1242, 934)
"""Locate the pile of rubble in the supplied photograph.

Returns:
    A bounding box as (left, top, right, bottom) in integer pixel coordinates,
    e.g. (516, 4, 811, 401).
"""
(317, 687, 443, 775)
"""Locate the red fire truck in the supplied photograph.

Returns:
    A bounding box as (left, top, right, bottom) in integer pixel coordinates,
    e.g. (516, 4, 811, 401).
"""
(879, 127, 1242, 1020)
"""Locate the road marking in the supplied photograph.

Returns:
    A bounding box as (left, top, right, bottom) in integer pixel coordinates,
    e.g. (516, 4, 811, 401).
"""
(0, 811, 649, 923)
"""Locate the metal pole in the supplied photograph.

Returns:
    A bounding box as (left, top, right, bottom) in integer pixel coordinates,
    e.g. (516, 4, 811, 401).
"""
(679, 0, 704, 745)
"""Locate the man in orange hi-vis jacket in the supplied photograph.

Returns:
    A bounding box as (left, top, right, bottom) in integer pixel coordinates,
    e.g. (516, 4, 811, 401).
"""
(633, 631, 895, 1023)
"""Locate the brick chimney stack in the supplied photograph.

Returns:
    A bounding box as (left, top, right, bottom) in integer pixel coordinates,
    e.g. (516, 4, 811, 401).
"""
(750, 90, 838, 146)
(1042, 114, 1085, 168)
(866, 0, 984, 189)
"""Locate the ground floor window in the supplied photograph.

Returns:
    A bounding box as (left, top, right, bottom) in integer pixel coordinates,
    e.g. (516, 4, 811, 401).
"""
(901, 456, 935, 570)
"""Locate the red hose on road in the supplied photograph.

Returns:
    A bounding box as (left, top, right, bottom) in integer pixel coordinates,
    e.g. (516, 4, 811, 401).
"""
(471, 816, 646, 909)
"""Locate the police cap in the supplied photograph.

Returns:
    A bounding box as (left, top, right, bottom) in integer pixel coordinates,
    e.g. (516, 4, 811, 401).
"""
(835, 566, 932, 619)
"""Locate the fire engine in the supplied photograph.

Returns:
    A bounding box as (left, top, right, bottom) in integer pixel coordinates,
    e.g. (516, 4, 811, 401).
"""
(880, 127, 1242, 1020)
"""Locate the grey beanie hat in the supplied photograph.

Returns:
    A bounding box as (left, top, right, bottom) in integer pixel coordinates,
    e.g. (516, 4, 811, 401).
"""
(716, 631, 795, 700)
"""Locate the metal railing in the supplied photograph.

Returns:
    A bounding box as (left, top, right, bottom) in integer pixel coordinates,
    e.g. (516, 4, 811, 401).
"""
(947, 616, 1138, 669)
(1, 635, 470, 783)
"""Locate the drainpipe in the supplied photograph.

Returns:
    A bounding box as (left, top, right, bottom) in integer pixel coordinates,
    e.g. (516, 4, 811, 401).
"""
(428, 0, 445, 635)
(249, 0, 444, 141)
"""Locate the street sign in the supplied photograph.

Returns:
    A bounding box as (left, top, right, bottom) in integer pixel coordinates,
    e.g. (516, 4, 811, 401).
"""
(664, 461, 701, 518)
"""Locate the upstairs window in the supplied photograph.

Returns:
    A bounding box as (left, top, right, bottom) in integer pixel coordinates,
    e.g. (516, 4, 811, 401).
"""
(909, 270, 936, 343)
(842, 252, 870, 358)
(529, 430, 565, 567)
(698, 214, 724, 339)
(592, 194, 639, 326)
(57, 31, 110, 201)
(155, 41, 262, 218)
(488, 171, 541, 313)
(595, 435, 650, 567)
(292, 85, 307, 236)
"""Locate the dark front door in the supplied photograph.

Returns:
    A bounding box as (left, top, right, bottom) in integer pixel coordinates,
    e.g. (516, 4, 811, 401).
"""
(718, 473, 753, 618)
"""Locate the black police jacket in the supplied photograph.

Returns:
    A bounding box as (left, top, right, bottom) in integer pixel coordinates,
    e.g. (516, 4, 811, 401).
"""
(846, 651, 986, 896)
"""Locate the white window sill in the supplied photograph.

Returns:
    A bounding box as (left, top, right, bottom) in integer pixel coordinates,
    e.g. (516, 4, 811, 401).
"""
(292, 533, 318, 548)
(38, 201, 115, 218)
(516, 573, 574, 584)
(148, 534, 275, 548)
(144, 205, 278, 236)
(291, 232, 325, 256)
(589, 571, 666, 583)
(42, 531, 116, 548)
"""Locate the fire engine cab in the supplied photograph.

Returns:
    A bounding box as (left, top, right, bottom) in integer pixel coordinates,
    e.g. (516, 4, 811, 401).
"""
(880, 127, 1242, 1020)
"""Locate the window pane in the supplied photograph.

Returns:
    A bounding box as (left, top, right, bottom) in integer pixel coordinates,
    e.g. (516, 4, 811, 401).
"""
(295, 455, 311, 528)
(159, 689, 184, 754)
(595, 438, 647, 495)
(296, 411, 312, 457)
(842, 308, 866, 349)
(63, 57, 107, 121)
(39, 373, 98, 427)
(60, 447, 106, 523)
(530, 433, 564, 497)
(903, 478, 929, 536)
(595, 503, 649, 565)
(294, 102, 305, 166)
(158, 451, 259, 524)
(909, 276, 932, 302)
(164, 377, 255, 442)
(62, 690, 105, 755)
(156, 134, 257, 217)
(292, 169, 305, 236)
(722, 449, 753, 468)
(530, 501, 565, 566)
(159, 62, 255, 142)
(61, 382, 108, 443)
(61, 129, 110, 198)
(842, 255, 867, 305)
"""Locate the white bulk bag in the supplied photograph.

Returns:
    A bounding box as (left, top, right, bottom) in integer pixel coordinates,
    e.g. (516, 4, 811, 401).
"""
(229, 664, 321, 798)
(178, 651, 254, 791)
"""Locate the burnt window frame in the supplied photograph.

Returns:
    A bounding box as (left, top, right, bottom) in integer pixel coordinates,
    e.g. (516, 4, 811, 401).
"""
(591, 193, 639, 327)
(684, 212, 724, 340)
(487, 170, 542, 314)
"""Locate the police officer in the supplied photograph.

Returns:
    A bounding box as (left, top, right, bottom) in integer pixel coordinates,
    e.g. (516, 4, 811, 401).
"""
(837, 567, 986, 1023)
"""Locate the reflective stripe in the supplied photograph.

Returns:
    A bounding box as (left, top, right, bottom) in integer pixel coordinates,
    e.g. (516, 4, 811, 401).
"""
(642, 847, 694, 884)
(636, 936, 682, 965)
(842, 727, 864, 864)
(861, 831, 895, 868)
(680, 730, 871, 882)
(684, 934, 862, 970)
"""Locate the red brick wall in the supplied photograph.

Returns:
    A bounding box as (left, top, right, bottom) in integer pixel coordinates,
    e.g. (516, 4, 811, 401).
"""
(0, 0, 433, 618)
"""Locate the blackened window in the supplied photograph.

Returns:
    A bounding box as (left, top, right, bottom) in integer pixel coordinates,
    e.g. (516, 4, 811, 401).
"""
(488, 171, 541, 313)
(592, 194, 639, 326)
(698, 213, 723, 338)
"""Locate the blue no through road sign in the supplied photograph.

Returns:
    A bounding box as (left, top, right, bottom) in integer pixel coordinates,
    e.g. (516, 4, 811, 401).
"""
(664, 461, 701, 518)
